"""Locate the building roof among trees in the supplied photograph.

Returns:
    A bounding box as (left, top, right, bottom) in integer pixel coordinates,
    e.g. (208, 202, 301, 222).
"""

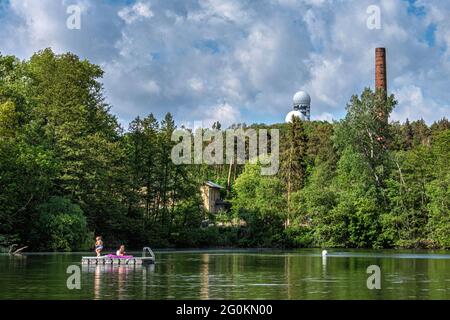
(204, 181, 224, 189)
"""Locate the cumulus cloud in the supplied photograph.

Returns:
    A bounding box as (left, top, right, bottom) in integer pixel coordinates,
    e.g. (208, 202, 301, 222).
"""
(391, 85, 449, 123)
(145, 80, 161, 95)
(0, 0, 122, 61)
(312, 112, 334, 122)
(179, 101, 242, 129)
(118, 2, 154, 24)
(0, 0, 449, 127)
(199, 102, 242, 128)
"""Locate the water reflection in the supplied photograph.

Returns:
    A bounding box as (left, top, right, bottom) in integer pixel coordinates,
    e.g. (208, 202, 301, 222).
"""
(200, 254, 209, 299)
(322, 255, 327, 269)
(81, 264, 155, 273)
(81, 264, 155, 300)
(8, 254, 28, 267)
(1, 250, 450, 299)
(94, 266, 101, 300)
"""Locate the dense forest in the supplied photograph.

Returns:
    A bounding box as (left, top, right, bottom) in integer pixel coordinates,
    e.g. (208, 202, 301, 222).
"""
(1, 49, 449, 251)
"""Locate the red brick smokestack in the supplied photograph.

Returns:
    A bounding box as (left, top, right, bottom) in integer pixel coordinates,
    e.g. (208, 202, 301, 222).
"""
(375, 48, 387, 93)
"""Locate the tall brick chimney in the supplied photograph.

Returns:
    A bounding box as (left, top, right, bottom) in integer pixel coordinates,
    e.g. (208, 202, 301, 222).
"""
(375, 48, 387, 92)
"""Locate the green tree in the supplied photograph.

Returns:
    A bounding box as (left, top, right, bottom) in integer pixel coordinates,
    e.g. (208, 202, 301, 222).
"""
(426, 130, 450, 247)
(281, 116, 308, 226)
(381, 146, 432, 247)
(319, 88, 397, 248)
(25, 49, 127, 238)
(232, 161, 286, 246)
(35, 196, 89, 251)
(298, 162, 337, 245)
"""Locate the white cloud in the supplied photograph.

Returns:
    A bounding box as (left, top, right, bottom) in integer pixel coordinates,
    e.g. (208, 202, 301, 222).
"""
(188, 78, 204, 92)
(312, 112, 334, 122)
(192, 102, 242, 128)
(7, 0, 67, 54)
(1, 0, 121, 61)
(391, 85, 449, 123)
(145, 80, 161, 94)
(307, 55, 343, 107)
(189, 0, 251, 25)
(118, 2, 154, 24)
(0, 0, 449, 127)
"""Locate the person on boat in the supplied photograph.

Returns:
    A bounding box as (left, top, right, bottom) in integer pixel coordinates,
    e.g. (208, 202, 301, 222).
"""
(95, 236, 103, 257)
(116, 245, 126, 256)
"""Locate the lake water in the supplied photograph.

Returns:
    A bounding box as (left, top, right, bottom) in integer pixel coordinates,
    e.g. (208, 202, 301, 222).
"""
(1, 249, 450, 300)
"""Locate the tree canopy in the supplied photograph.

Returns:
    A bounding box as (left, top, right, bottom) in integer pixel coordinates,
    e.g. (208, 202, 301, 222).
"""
(1, 49, 449, 251)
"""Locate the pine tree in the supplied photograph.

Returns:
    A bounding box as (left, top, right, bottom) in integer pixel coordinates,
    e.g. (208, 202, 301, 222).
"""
(281, 116, 308, 226)
(403, 118, 414, 150)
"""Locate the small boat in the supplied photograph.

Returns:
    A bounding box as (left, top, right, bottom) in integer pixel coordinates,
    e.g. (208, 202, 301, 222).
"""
(81, 247, 155, 265)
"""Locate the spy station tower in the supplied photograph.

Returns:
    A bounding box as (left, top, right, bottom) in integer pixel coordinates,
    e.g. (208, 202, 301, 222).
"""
(285, 90, 311, 122)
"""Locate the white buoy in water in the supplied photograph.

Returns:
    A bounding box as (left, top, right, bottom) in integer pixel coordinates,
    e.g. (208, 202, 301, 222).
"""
(322, 250, 328, 257)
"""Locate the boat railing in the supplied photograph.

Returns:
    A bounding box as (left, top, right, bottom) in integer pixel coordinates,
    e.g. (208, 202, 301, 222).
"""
(142, 247, 155, 260)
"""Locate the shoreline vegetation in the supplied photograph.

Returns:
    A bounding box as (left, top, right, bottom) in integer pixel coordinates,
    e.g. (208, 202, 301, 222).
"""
(1, 49, 449, 252)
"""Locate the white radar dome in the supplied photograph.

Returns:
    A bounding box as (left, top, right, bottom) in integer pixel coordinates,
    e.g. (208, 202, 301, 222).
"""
(285, 110, 303, 123)
(293, 91, 311, 106)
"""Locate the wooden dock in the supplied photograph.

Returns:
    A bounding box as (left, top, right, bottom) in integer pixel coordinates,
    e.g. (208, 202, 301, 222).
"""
(81, 256, 154, 265)
(81, 247, 156, 265)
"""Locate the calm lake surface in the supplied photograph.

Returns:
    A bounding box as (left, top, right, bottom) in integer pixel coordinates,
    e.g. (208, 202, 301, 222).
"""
(1, 249, 450, 300)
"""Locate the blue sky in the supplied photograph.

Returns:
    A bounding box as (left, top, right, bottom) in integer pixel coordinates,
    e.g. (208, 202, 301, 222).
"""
(0, 0, 449, 128)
